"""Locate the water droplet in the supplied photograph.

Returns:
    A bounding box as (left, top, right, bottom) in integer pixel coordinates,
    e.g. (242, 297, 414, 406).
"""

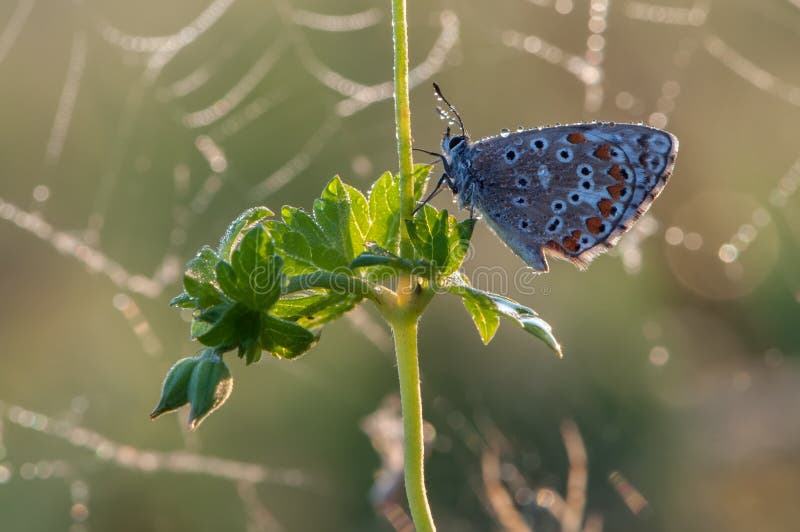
(500, 128, 511, 138)
(517, 126, 525, 132)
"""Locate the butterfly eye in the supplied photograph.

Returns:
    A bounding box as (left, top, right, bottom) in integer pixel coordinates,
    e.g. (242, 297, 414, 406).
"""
(448, 136, 465, 150)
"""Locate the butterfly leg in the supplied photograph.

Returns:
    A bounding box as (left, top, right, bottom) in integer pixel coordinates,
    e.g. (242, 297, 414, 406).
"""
(413, 173, 454, 215)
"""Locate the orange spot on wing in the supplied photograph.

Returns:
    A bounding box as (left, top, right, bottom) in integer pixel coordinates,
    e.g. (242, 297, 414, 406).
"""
(586, 217, 603, 234)
(567, 132, 586, 144)
(609, 164, 625, 181)
(545, 240, 564, 253)
(594, 144, 612, 161)
(598, 199, 614, 217)
(607, 184, 625, 200)
(562, 236, 580, 252)
(571, 230, 582, 239)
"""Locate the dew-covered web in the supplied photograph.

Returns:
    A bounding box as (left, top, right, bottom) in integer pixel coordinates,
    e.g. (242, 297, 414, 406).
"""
(1, 0, 799, 529)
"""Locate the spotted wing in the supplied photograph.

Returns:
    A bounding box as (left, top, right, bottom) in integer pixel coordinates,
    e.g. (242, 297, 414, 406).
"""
(467, 123, 678, 272)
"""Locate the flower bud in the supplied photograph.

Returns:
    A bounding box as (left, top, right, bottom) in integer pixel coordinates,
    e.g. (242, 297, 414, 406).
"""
(188, 351, 233, 430)
(150, 356, 200, 419)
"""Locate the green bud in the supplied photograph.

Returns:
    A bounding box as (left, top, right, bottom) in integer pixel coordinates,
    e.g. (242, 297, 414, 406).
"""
(150, 356, 201, 419)
(187, 351, 233, 430)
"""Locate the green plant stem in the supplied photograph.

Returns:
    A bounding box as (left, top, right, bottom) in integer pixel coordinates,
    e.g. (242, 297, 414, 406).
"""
(391, 312, 435, 532)
(390, 1, 436, 529)
(392, 0, 414, 260)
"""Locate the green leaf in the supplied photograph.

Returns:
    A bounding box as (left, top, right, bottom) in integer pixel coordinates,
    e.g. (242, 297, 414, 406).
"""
(190, 316, 214, 339)
(443, 218, 476, 276)
(261, 315, 319, 359)
(280, 206, 349, 270)
(272, 292, 361, 328)
(187, 351, 233, 430)
(150, 356, 201, 419)
(405, 206, 450, 272)
(266, 221, 315, 275)
(230, 225, 283, 311)
(447, 285, 500, 344)
(412, 163, 434, 202)
(313, 176, 369, 261)
(218, 207, 273, 261)
(214, 260, 240, 300)
(367, 171, 401, 252)
(183, 246, 223, 307)
(169, 292, 196, 309)
(238, 335, 262, 365)
(486, 294, 562, 357)
(196, 303, 258, 347)
(281, 206, 329, 248)
(446, 278, 562, 357)
(196, 303, 230, 324)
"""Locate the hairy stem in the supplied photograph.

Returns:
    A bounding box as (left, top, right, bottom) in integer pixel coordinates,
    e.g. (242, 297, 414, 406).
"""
(390, 1, 435, 529)
(392, 0, 414, 260)
(391, 313, 435, 532)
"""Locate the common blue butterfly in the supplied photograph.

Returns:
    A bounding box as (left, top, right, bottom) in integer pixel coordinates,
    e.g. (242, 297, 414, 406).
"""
(417, 84, 678, 272)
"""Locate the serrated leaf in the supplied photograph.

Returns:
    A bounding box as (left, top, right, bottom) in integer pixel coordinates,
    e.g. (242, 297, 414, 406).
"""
(281, 206, 329, 248)
(266, 221, 317, 275)
(281, 206, 348, 270)
(313, 177, 369, 261)
(183, 246, 223, 307)
(218, 207, 273, 261)
(367, 171, 401, 252)
(231, 226, 283, 311)
(443, 218, 476, 276)
(405, 206, 450, 272)
(261, 315, 319, 359)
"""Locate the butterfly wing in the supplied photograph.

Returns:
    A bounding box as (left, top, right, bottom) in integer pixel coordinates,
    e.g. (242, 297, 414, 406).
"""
(465, 123, 677, 272)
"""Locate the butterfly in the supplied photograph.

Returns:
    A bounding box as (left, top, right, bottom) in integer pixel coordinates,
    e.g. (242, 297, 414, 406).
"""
(415, 83, 678, 272)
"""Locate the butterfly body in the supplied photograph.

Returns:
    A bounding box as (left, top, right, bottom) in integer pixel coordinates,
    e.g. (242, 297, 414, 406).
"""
(438, 122, 678, 272)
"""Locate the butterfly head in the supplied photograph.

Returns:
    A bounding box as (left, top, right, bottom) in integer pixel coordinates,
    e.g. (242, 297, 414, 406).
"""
(441, 127, 469, 167)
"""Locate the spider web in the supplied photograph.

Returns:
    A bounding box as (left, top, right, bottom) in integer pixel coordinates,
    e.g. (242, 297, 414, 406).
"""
(1, 0, 799, 530)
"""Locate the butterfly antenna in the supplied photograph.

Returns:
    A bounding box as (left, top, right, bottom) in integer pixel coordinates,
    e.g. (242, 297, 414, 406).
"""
(435, 106, 451, 122)
(413, 147, 446, 166)
(433, 82, 465, 135)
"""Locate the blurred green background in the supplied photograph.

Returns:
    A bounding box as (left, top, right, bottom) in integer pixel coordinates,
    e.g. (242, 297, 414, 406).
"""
(1, 0, 799, 530)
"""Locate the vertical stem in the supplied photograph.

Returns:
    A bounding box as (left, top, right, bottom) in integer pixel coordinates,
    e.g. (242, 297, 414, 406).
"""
(392, 0, 414, 259)
(390, 1, 435, 529)
(392, 315, 436, 532)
